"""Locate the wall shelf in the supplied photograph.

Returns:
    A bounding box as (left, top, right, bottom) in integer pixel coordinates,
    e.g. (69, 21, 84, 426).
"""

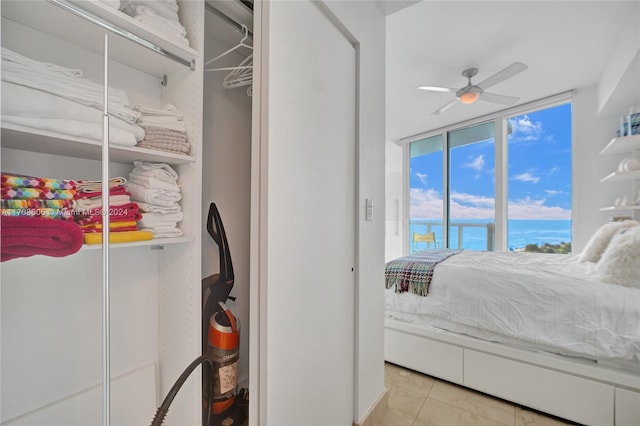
(1, 125, 196, 165)
(599, 170, 640, 184)
(80, 236, 193, 250)
(599, 134, 640, 156)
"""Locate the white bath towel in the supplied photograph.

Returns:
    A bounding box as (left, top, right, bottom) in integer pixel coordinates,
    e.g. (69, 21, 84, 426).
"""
(98, 0, 120, 9)
(128, 175, 180, 192)
(136, 201, 181, 214)
(2, 116, 138, 146)
(2, 82, 145, 141)
(139, 212, 183, 228)
(142, 226, 184, 239)
(2, 48, 139, 124)
(127, 182, 181, 207)
(131, 160, 179, 182)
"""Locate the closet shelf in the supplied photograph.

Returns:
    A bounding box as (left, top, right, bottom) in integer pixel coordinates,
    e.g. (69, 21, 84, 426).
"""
(80, 236, 194, 251)
(1, 0, 199, 77)
(599, 170, 640, 183)
(599, 134, 640, 156)
(1, 125, 196, 165)
(600, 205, 640, 212)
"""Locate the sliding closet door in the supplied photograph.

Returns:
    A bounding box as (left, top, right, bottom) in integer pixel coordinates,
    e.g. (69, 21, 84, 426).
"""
(260, 1, 356, 424)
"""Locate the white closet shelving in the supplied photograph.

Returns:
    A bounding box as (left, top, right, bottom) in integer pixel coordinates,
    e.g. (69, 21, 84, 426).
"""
(1, 0, 204, 424)
(598, 134, 640, 216)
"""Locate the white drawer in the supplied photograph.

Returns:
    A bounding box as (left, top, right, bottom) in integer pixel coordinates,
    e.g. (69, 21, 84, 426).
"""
(615, 387, 640, 426)
(385, 328, 463, 384)
(464, 349, 614, 426)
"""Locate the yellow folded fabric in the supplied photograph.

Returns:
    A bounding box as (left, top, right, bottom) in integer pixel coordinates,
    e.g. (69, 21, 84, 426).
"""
(84, 231, 154, 245)
(80, 221, 138, 230)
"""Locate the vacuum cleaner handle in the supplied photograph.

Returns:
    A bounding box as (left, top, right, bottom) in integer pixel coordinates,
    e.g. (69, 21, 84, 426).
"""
(207, 202, 234, 284)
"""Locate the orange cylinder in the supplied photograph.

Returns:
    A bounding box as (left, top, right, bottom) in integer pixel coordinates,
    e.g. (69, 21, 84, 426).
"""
(205, 305, 239, 416)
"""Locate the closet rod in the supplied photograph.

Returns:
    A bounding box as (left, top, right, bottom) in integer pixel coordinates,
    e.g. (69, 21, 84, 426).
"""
(204, 2, 254, 40)
(48, 0, 195, 70)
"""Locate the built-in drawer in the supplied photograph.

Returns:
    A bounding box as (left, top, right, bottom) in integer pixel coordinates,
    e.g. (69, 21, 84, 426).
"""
(615, 387, 640, 426)
(464, 349, 614, 426)
(385, 328, 463, 384)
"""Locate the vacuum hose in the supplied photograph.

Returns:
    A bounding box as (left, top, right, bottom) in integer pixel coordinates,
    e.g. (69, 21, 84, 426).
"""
(150, 354, 215, 426)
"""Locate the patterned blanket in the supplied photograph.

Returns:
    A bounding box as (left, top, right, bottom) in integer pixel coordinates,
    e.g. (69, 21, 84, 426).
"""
(385, 249, 461, 297)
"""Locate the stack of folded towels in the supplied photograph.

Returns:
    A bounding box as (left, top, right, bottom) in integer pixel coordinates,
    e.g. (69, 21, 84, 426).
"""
(1, 48, 144, 146)
(127, 161, 184, 238)
(74, 177, 152, 244)
(1, 173, 83, 261)
(134, 104, 190, 155)
(1, 173, 76, 220)
(120, 0, 189, 47)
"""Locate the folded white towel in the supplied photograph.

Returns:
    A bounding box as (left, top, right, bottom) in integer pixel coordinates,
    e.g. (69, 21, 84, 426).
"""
(134, 103, 184, 119)
(141, 226, 184, 239)
(131, 160, 179, 182)
(76, 195, 132, 210)
(136, 201, 181, 214)
(2, 116, 138, 146)
(121, 1, 180, 21)
(127, 182, 181, 207)
(128, 175, 180, 192)
(2, 82, 145, 141)
(2, 48, 139, 124)
(134, 15, 189, 47)
(139, 212, 183, 229)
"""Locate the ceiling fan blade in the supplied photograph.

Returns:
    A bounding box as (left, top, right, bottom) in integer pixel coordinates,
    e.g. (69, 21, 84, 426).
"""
(480, 92, 520, 106)
(417, 85, 457, 93)
(477, 62, 527, 90)
(432, 98, 458, 115)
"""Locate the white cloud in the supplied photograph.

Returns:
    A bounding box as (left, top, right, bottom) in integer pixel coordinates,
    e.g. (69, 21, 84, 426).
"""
(409, 188, 443, 219)
(415, 172, 428, 186)
(510, 115, 543, 142)
(411, 188, 571, 220)
(508, 197, 571, 219)
(544, 189, 563, 196)
(464, 154, 485, 171)
(513, 172, 540, 184)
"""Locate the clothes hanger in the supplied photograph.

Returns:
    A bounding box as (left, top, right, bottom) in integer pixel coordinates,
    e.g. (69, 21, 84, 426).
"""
(204, 25, 253, 70)
(222, 53, 253, 89)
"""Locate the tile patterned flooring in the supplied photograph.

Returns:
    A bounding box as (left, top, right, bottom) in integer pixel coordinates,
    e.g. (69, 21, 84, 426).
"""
(381, 362, 580, 426)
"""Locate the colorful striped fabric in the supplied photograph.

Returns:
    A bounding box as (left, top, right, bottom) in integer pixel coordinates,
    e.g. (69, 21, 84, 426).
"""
(1, 199, 76, 209)
(1, 174, 76, 190)
(1, 187, 77, 200)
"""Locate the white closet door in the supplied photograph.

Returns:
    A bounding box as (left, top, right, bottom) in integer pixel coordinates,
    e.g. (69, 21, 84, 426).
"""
(264, 1, 356, 424)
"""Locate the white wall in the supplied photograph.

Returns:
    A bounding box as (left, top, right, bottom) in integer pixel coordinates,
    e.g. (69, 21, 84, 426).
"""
(322, 2, 387, 423)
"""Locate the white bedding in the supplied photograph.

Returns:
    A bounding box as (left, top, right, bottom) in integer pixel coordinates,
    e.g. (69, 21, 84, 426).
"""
(385, 251, 640, 363)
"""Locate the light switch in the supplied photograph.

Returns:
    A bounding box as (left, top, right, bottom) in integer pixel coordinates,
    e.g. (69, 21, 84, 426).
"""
(365, 198, 373, 221)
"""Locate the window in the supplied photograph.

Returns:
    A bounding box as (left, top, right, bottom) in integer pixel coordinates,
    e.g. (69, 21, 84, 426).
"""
(407, 95, 572, 253)
(507, 104, 572, 252)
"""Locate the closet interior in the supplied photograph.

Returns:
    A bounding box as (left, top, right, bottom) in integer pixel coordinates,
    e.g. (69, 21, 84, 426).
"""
(1, 0, 252, 424)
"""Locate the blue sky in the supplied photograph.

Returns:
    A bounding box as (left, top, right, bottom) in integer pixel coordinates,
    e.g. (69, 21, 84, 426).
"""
(410, 103, 572, 220)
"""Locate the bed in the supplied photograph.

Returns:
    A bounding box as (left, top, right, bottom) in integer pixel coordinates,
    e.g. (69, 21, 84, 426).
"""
(384, 224, 640, 426)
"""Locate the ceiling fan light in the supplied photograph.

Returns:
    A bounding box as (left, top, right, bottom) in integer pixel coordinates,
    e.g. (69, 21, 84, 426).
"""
(459, 91, 481, 104)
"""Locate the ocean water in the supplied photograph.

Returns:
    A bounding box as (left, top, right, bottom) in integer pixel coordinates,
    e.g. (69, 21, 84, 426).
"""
(410, 219, 572, 252)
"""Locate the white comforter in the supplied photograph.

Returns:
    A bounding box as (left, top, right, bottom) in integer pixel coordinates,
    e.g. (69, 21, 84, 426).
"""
(385, 251, 640, 363)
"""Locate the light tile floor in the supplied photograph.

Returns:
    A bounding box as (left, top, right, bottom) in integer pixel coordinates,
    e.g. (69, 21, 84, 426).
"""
(382, 362, 581, 426)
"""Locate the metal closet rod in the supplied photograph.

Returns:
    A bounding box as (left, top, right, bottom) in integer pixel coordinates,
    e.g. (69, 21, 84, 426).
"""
(204, 1, 254, 40)
(49, 0, 195, 70)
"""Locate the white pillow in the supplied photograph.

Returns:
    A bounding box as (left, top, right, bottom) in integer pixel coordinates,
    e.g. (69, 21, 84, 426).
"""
(597, 226, 640, 287)
(579, 220, 639, 263)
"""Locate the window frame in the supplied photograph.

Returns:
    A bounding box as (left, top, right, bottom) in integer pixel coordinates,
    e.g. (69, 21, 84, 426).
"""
(401, 91, 573, 254)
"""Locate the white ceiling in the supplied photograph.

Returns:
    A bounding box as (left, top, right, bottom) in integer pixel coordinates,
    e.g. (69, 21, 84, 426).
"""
(386, 1, 639, 142)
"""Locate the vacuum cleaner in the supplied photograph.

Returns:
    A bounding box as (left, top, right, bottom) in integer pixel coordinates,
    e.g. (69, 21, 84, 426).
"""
(150, 203, 247, 426)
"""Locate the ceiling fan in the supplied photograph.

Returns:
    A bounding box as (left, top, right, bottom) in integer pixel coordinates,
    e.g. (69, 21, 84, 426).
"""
(418, 62, 528, 115)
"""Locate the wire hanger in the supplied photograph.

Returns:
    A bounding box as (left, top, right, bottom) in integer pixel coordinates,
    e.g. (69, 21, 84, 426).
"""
(204, 25, 253, 71)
